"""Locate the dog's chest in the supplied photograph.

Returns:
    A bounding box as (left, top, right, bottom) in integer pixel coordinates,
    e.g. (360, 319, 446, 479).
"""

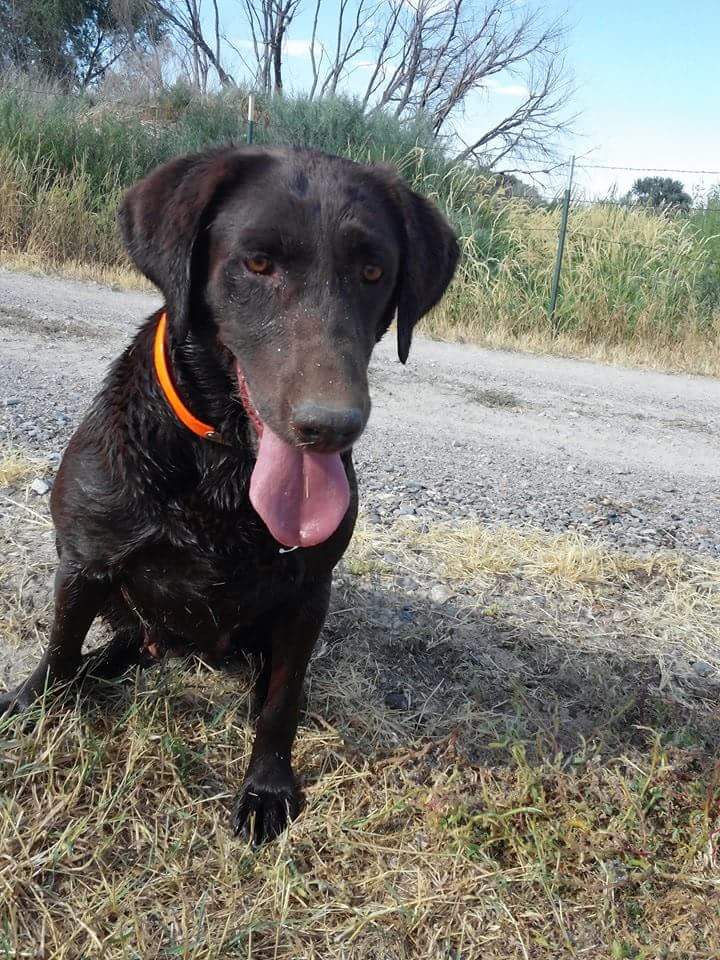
(101, 464, 355, 655)
(119, 534, 307, 651)
(115, 488, 312, 647)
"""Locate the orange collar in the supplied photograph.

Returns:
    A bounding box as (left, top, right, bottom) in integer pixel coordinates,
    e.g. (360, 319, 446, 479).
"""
(153, 310, 225, 444)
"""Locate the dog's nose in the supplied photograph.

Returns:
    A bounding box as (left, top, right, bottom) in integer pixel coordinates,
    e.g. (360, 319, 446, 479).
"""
(292, 402, 365, 451)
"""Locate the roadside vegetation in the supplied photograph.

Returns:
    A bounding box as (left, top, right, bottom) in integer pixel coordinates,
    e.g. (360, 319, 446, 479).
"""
(0, 77, 719, 375)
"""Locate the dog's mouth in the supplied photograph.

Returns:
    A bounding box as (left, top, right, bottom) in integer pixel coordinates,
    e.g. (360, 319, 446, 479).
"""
(235, 362, 351, 549)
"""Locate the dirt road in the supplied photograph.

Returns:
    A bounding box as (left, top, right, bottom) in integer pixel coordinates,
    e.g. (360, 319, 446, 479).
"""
(1, 267, 718, 554)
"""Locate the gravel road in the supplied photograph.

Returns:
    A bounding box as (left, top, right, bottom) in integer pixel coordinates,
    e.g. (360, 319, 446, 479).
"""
(1, 267, 718, 556)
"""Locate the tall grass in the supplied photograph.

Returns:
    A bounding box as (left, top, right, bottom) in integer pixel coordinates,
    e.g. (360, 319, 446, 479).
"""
(0, 78, 444, 198)
(411, 163, 720, 371)
(0, 76, 718, 374)
(689, 193, 720, 315)
(432, 195, 720, 344)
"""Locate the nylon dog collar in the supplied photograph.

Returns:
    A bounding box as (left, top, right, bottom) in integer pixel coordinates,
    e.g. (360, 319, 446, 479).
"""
(153, 310, 225, 444)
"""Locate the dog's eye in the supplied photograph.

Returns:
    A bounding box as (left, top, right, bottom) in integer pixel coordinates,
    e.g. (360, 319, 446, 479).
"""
(362, 264, 383, 283)
(245, 255, 273, 275)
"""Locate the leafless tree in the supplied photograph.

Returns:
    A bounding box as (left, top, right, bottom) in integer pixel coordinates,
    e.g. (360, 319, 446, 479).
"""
(232, 0, 302, 95)
(283, 0, 574, 171)
(134, 0, 304, 95)
(133, 0, 574, 172)
(452, 54, 574, 170)
(306, 0, 381, 100)
(141, 0, 236, 90)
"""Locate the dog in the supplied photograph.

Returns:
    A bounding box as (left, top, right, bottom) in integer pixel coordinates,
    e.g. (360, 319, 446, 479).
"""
(0, 146, 459, 844)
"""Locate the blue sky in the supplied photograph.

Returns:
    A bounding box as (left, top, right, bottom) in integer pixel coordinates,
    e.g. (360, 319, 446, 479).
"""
(546, 0, 720, 199)
(218, 0, 720, 199)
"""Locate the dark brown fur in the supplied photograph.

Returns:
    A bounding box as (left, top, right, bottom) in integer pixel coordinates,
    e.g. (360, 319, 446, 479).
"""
(0, 146, 458, 844)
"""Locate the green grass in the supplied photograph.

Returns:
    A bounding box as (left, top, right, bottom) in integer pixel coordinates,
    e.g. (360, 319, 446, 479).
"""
(0, 78, 447, 199)
(0, 75, 719, 375)
(690, 199, 720, 312)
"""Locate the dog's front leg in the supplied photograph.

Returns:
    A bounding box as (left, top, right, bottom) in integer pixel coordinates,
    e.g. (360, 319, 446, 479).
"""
(0, 560, 108, 716)
(232, 579, 331, 845)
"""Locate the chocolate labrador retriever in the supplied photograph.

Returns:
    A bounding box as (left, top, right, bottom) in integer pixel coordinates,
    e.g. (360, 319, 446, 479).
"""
(0, 146, 458, 843)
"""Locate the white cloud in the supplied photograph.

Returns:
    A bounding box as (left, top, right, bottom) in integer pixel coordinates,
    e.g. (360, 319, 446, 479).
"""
(486, 80, 529, 98)
(403, 0, 453, 12)
(227, 37, 322, 59)
(284, 39, 320, 58)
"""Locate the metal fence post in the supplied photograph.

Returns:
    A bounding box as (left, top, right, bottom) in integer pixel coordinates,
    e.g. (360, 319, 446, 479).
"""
(548, 155, 575, 330)
(247, 94, 255, 145)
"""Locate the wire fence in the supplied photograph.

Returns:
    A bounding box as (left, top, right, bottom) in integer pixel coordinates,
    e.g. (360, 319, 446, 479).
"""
(542, 156, 720, 326)
(518, 224, 713, 269)
(577, 163, 720, 176)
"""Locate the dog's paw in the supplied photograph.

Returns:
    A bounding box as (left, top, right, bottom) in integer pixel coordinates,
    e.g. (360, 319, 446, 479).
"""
(231, 766, 300, 846)
(0, 683, 35, 720)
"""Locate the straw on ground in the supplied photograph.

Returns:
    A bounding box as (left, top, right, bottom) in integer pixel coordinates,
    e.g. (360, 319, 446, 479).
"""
(1, 485, 719, 958)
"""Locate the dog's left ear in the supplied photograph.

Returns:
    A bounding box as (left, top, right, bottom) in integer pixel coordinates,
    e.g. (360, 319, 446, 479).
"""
(390, 178, 460, 363)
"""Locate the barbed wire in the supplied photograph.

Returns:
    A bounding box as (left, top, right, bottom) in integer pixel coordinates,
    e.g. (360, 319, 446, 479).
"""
(576, 163, 720, 176)
(567, 197, 709, 207)
(551, 157, 720, 176)
(566, 230, 714, 265)
(542, 198, 720, 211)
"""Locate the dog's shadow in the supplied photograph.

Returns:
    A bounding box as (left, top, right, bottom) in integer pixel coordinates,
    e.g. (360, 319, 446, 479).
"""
(53, 567, 719, 788)
(304, 573, 720, 770)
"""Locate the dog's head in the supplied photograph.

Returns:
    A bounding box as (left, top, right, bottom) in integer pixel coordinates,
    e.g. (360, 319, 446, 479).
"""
(119, 146, 458, 546)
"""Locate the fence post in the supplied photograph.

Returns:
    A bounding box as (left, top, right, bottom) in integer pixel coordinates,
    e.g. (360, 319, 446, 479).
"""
(247, 94, 255, 145)
(548, 155, 575, 330)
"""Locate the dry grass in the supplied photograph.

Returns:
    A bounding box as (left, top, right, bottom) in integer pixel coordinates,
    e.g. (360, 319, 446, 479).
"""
(0, 447, 44, 487)
(418, 173, 720, 377)
(0, 149, 125, 267)
(425, 314, 720, 379)
(1, 491, 719, 958)
(427, 319, 720, 379)
(0, 251, 151, 292)
(352, 519, 720, 669)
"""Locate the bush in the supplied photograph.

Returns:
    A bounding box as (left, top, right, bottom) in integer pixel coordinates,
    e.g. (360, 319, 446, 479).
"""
(0, 74, 718, 371)
(0, 79, 446, 196)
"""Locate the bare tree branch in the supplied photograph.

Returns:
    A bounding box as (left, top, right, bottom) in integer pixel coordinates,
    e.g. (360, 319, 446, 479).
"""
(211, 0, 222, 67)
(308, 0, 324, 100)
(302, 0, 575, 172)
(228, 0, 301, 95)
(453, 55, 577, 167)
(359, 0, 403, 109)
(152, 0, 575, 173)
(82, 35, 132, 87)
(142, 0, 236, 87)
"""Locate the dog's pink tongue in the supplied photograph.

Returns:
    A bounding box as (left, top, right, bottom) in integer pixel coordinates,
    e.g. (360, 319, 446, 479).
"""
(249, 425, 350, 548)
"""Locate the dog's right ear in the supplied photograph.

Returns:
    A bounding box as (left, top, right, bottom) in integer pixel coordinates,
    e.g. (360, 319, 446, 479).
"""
(371, 166, 459, 364)
(118, 147, 270, 341)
